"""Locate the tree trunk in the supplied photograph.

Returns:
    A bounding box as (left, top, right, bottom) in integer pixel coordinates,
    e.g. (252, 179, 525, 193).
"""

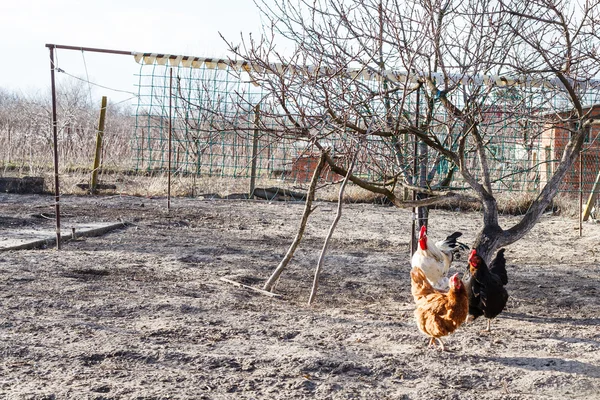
(473, 126, 588, 263)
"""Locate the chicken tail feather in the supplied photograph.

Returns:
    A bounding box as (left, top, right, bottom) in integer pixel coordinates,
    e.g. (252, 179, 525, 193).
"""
(435, 231, 469, 257)
(489, 248, 508, 285)
(411, 267, 436, 301)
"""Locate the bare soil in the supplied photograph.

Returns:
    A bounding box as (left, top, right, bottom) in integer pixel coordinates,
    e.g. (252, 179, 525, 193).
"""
(0, 193, 599, 399)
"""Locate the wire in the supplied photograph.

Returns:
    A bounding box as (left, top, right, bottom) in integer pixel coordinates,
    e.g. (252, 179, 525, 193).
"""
(48, 48, 138, 102)
(81, 50, 95, 107)
(113, 95, 139, 106)
(53, 48, 60, 70)
(56, 68, 140, 99)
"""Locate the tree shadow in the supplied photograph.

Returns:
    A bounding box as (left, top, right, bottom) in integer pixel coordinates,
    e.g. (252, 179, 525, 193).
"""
(481, 355, 600, 378)
(502, 312, 600, 327)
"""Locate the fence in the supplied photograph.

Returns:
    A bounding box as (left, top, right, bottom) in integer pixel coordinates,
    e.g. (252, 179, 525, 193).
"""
(132, 54, 600, 197)
(2, 46, 600, 200)
(133, 57, 380, 184)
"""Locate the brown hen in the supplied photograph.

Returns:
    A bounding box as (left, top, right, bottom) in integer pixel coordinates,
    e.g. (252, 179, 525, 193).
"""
(410, 267, 469, 351)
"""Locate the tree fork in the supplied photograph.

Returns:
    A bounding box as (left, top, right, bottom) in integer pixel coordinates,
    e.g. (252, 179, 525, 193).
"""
(263, 150, 328, 292)
(308, 145, 358, 305)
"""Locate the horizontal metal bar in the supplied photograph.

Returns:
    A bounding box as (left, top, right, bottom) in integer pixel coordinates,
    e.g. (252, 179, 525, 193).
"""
(46, 43, 600, 90)
(45, 44, 133, 56)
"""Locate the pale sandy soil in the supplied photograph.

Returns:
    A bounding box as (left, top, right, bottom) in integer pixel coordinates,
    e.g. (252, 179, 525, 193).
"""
(0, 193, 599, 399)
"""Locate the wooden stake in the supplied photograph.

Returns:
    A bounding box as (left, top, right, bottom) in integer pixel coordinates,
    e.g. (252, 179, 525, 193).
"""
(220, 278, 282, 298)
(91, 96, 107, 194)
(582, 167, 600, 222)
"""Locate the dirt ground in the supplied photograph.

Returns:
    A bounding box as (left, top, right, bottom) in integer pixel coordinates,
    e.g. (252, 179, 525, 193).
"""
(0, 193, 599, 399)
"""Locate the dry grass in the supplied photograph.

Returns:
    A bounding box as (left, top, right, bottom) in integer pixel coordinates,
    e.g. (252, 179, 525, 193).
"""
(494, 191, 582, 217)
(37, 170, 306, 199)
(3, 167, 584, 217)
(317, 183, 388, 203)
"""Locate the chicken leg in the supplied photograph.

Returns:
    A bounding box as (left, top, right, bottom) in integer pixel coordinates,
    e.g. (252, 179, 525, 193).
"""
(478, 319, 493, 333)
(428, 337, 446, 351)
(437, 338, 446, 351)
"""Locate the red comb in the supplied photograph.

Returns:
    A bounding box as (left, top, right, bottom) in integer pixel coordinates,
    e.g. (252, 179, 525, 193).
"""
(419, 225, 427, 235)
(449, 273, 461, 287)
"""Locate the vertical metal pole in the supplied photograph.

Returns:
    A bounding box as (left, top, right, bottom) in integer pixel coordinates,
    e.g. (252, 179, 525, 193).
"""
(378, 3, 394, 145)
(49, 46, 61, 250)
(249, 104, 260, 198)
(410, 85, 421, 255)
(579, 152, 583, 237)
(168, 68, 173, 212)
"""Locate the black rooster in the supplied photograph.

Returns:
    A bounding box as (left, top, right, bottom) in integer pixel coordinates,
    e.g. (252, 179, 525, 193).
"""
(465, 248, 509, 332)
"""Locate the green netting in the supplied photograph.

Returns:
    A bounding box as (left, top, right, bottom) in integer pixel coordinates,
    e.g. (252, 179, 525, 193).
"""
(134, 62, 308, 181)
(133, 60, 600, 196)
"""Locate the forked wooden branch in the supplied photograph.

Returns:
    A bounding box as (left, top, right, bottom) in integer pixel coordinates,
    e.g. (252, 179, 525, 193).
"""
(263, 150, 328, 292)
(308, 134, 364, 306)
(308, 143, 360, 305)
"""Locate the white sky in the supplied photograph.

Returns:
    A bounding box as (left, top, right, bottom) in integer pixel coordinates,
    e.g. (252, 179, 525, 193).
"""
(0, 0, 269, 104)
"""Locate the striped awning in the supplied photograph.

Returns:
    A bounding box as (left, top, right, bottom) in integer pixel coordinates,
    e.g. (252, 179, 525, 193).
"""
(133, 53, 253, 72)
(132, 52, 600, 90)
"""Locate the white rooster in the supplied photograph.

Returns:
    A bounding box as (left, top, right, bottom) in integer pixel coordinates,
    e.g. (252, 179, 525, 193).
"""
(411, 225, 468, 289)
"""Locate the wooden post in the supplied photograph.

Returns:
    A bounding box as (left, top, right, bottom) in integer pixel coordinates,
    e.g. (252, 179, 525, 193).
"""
(249, 104, 260, 198)
(91, 96, 107, 194)
(582, 168, 600, 222)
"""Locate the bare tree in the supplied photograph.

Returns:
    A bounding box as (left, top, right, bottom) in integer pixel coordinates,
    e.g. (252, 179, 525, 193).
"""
(212, 0, 600, 262)
(0, 82, 135, 174)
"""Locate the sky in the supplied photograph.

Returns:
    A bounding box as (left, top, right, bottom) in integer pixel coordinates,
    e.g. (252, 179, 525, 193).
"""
(0, 0, 270, 104)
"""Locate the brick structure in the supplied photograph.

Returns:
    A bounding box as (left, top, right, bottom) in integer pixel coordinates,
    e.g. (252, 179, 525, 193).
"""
(539, 105, 600, 194)
(291, 154, 344, 183)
